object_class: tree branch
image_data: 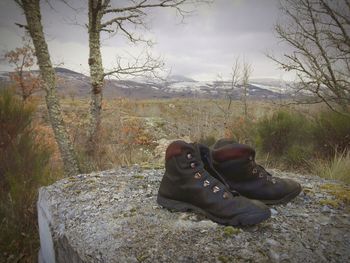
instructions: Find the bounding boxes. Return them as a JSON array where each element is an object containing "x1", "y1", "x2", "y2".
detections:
[{"x1": 103, "y1": 0, "x2": 187, "y2": 14}]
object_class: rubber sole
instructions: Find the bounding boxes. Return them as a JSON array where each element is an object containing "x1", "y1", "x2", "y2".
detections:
[
  {"x1": 157, "y1": 195, "x2": 270, "y2": 226},
  {"x1": 257, "y1": 184, "x2": 302, "y2": 205}
]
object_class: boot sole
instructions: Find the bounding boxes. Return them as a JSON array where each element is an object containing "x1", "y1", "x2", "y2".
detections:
[
  {"x1": 157, "y1": 195, "x2": 270, "y2": 226},
  {"x1": 258, "y1": 184, "x2": 302, "y2": 205}
]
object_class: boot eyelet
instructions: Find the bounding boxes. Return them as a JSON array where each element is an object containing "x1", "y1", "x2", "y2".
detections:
[
  {"x1": 203, "y1": 180, "x2": 210, "y2": 187},
  {"x1": 249, "y1": 155, "x2": 253, "y2": 161},
  {"x1": 186, "y1": 153, "x2": 192, "y2": 159},
  {"x1": 194, "y1": 172, "x2": 202, "y2": 179},
  {"x1": 252, "y1": 168, "x2": 258, "y2": 174},
  {"x1": 258, "y1": 173, "x2": 264, "y2": 178},
  {"x1": 223, "y1": 192, "x2": 229, "y2": 199},
  {"x1": 190, "y1": 162, "x2": 196, "y2": 168},
  {"x1": 212, "y1": 186, "x2": 220, "y2": 193}
]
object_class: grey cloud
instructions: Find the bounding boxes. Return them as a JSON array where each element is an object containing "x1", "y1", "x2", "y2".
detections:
[{"x1": 0, "y1": 0, "x2": 292, "y2": 80}]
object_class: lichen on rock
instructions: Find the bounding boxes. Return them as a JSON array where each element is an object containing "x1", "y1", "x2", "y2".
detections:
[{"x1": 38, "y1": 167, "x2": 350, "y2": 263}]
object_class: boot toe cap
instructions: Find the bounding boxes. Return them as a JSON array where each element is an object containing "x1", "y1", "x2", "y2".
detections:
[
  {"x1": 262, "y1": 178, "x2": 302, "y2": 204},
  {"x1": 283, "y1": 178, "x2": 302, "y2": 196},
  {"x1": 231, "y1": 198, "x2": 271, "y2": 225}
]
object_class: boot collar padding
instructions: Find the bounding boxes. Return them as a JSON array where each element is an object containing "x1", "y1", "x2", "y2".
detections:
[
  {"x1": 165, "y1": 140, "x2": 195, "y2": 161},
  {"x1": 212, "y1": 144, "x2": 255, "y2": 163}
]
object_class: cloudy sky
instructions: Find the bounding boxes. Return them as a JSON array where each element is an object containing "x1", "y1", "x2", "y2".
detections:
[{"x1": 0, "y1": 0, "x2": 293, "y2": 81}]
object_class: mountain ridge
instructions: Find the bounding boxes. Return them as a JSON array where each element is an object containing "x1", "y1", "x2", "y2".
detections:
[{"x1": 0, "y1": 67, "x2": 292, "y2": 100}]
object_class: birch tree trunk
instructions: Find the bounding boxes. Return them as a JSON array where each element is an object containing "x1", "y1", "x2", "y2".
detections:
[
  {"x1": 87, "y1": 0, "x2": 105, "y2": 155},
  {"x1": 20, "y1": 0, "x2": 80, "y2": 176},
  {"x1": 85, "y1": 0, "x2": 196, "y2": 153}
]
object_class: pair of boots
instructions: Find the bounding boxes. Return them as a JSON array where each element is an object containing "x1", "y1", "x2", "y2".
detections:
[{"x1": 157, "y1": 139, "x2": 302, "y2": 226}]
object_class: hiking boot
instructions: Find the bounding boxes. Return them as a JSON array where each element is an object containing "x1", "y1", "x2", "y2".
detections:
[
  {"x1": 157, "y1": 140, "x2": 271, "y2": 226},
  {"x1": 210, "y1": 140, "x2": 302, "y2": 205}
]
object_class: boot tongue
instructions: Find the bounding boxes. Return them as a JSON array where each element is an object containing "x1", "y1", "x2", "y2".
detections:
[
  {"x1": 195, "y1": 143, "x2": 238, "y2": 195},
  {"x1": 194, "y1": 143, "x2": 211, "y2": 162},
  {"x1": 212, "y1": 144, "x2": 255, "y2": 163},
  {"x1": 190, "y1": 142, "x2": 202, "y2": 159}
]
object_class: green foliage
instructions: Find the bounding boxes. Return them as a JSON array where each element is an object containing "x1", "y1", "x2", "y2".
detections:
[
  {"x1": 0, "y1": 88, "x2": 53, "y2": 261},
  {"x1": 285, "y1": 144, "x2": 314, "y2": 167},
  {"x1": 256, "y1": 110, "x2": 313, "y2": 166},
  {"x1": 312, "y1": 110, "x2": 350, "y2": 157},
  {"x1": 255, "y1": 108, "x2": 349, "y2": 178},
  {"x1": 0, "y1": 87, "x2": 34, "y2": 146},
  {"x1": 257, "y1": 110, "x2": 311, "y2": 156}
]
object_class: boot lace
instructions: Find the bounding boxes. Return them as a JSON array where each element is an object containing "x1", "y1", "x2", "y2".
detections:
[
  {"x1": 187, "y1": 150, "x2": 238, "y2": 199},
  {"x1": 250, "y1": 161, "x2": 276, "y2": 184},
  {"x1": 196, "y1": 146, "x2": 240, "y2": 197}
]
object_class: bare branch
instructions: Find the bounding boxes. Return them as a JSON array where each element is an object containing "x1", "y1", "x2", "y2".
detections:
[
  {"x1": 104, "y1": 49, "x2": 164, "y2": 79},
  {"x1": 270, "y1": 0, "x2": 350, "y2": 113},
  {"x1": 100, "y1": 14, "x2": 140, "y2": 29},
  {"x1": 103, "y1": 0, "x2": 187, "y2": 14},
  {"x1": 98, "y1": 0, "x2": 203, "y2": 43}
]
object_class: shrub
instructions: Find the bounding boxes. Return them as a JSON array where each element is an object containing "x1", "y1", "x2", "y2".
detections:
[
  {"x1": 256, "y1": 110, "x2": 312, "y2": 155},
  {"x1": 255, "y1": 110, "x2": 314, "y2": 166},
  {"x1": 120, "y1": 118, "x2": 155, "y2": 146},
  {"x1": 227, "y1": 116, "x2": 257, "y2": 146},
  {"x1": 312, "y1": 110, "x2": 350, "y2": 157},
  {"x1": 0, "y1": 88, "x2": 53, "y2": 261},
  {"x1": 285, "y1": 144, "x2": 314, "y2": 167}
]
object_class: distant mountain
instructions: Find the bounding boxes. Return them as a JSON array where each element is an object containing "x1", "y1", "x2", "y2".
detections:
[
  {"x1": 250, "y1": 78, "x2": 291, "y2": 86},
  {"x1": 54, "y1": 67, "x2": 85, "y2": 76},
  {"x1": 0, "y1": 67, "x2": 294, "y2": 100},
  {"x1": 167, "y1": 75, "x2": 196, "y2": 82}
]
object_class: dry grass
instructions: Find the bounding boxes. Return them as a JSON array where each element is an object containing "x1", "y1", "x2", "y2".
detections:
[
  {"x1": 54, "y1": 98, "x2": 280, "y2": 170},
  {"x1": 35, "y1": 96, "x2": 349, "y2": 184},
  {"x1": 311, "y1": 151, "x2": 350, "y2": 184}
]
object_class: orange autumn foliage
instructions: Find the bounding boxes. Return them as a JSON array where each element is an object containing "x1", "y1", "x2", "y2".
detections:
[
  {"x1": 4, "y1": 41, "x2": 41, "y2": 102},
  {"x1": 120, "y1": 118, "x2": 154, "y2": 146},
  {"x1": 32, "y1": 123, "x2": 61, "y2": 165}
]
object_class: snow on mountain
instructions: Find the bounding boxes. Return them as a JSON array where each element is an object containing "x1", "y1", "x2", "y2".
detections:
[
  {"x1": 166, "y1": 81, "x2": 211, "y2": 92},
  {"x1": 250, "y1": 82, "x2": 288, "y2": 94},
  {"x1": 0, "y1": 68, "x2": 294, "y2": 99},
  {"x1": 167, "y1": 75, "x2": 196, "y2": 82}
]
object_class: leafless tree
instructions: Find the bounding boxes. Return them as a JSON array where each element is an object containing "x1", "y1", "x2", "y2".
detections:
[
  {"x1": 86, "y1": 0, "x2": 204, "y2": 154},
  {"x1": 14, "y1": 0, "x2": 80, "y2": 176},
  {"x1": 269, "y1": 0, "x2": 350, "y2": 115},
  {"x1": 241, "y1": 61, "x2": 252, "y2": 118},
  {"x1": 214, "y1": 58, "x2": 241, "y2": 135},
  {"x1": 214, "y1": 58, "x2": 252, "y2": 136}
]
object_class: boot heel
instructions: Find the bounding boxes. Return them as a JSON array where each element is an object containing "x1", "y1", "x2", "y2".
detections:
[{"x1": 157, "y1": 195, "x2": 193, "y2": 212}]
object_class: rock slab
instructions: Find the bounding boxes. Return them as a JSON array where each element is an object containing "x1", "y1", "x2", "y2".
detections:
[{"x1": 38, "y1": 167, "x2": 350, "y2": 263}]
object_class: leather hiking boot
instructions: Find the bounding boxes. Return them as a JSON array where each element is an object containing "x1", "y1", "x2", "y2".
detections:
[
  {"x1": 210, "y1": 140, "x2": 302, "y2": 205},
  {"x1": 157, "y1": 140, "x2": 271, "y2": 226}
]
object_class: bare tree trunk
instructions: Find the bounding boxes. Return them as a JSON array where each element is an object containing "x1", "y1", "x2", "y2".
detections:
[
  {"x1": 87, "y1": 0, "x2": 105, "y2": 155},
  {"x1": 20, "y1": 0, "x2": 80, "y2": 176},
  {"x1": 242, "y1": 85, "x2": 248, "y2": 118},
  {"x1": 85, "y1": 0, "x2": 199, "y2": 153},
  {"x1": 242, "y1": 61, "x2": 252, "y2": 119}
]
